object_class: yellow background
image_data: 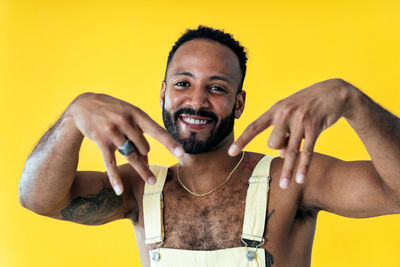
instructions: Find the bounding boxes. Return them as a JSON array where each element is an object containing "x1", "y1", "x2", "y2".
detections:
[{"x1": 1, "y1": 0, "x2": 399, "y2": 266}]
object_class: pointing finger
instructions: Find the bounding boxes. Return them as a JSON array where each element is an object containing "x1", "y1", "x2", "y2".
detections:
[
  {"x1": 134, "y1": 109, "x2": 184, "y2": 158},
  {"x1": 228, "y1": 111, "x2": 273, "y2": 156}
]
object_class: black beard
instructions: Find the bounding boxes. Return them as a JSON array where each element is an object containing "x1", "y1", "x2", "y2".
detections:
[{"x1": 162, "y1": 101, "x2": 236, "y2": 154}]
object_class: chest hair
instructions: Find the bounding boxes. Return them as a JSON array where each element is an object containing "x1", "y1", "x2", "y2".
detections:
[{"x1": 161, "y1": 171, "x2": 249, "y2": 250}]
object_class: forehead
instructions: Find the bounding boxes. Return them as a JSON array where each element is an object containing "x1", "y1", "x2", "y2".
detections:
[{"x1": 166, "y1": 39, "x2": 242, "y2": 83}]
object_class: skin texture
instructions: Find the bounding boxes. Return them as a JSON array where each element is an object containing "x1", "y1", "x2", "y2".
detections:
[{"x1": 19, "y1": 38, "x2": 400, "y2": 267}]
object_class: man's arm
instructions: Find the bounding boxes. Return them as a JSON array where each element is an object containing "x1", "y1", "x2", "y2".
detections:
[
  {"x1": 19, "y1": 108, "x2": 86, "y2": 215},
  {"x1": 302, "y1": 86, "x2": 400, "y2": 216},
  {"x1": 229, "y1": 79, "x2": 400, "y2": 216},
  {"x1": 301, "y1": 154, "x2": 400, "y2": 217},
  {"x1": 19, "y1": 93, "x2": 183, "y2": 224},
  {"x1": 343, "y1": 88, "x2": 400, "y2": 201}
]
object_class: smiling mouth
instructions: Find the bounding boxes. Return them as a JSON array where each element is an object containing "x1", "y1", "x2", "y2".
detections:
[{"x1": 178, "y1": 114, "x2": 213, "y2": 129}]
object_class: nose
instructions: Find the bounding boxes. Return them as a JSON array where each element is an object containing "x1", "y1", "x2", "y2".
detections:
[{"x1": 185, "y1": 87, "x2": 210, "y2": 110}]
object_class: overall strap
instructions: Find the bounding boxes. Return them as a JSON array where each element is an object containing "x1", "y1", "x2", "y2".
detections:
[
  {"x1": 241, "y1": 155, "x2": 274, "y2": 244},
  {"x1": 143, "y1": 165, "x2": 168, "y2": 245}
]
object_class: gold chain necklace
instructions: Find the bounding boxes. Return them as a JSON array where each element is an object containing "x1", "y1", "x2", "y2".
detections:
[{"x1": 177, "y1": 151, "x2": 245, "y2": 197}]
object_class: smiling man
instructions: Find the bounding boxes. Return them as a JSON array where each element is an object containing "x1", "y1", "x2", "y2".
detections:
[{"x1": 19, "y1": 26, "x2": 400, "y2": 267}]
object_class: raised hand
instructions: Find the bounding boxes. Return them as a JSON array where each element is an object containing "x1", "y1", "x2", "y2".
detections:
[
  {"x1": 228, "y1": 79, "x2": 355, "y2": 188},
  {"x1": 70, "y1": 93, "x2": 184, "y2": 195}
]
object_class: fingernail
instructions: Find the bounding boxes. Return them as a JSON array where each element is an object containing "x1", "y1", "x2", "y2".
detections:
[
  {"x1": 147, "y1": 176, "x2": 156, "y2": 185},
  {"x1": 174, "y1": 147, "x2": 184, "y2": 158},
  {"x1": 296, "y1": 173, "x2": 305, "y2": 184},
  {"x1": 280, "y1": 178, "x2": 289, "y2": 189},
  {"x1": 228, "y1": 144, "x2": 238, "y2": 156},
  {"x1": 114, "y1": 184, "x2": 122, "y2": 196}
]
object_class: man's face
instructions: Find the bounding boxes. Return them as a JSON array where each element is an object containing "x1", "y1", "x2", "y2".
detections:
[{"x1": 161, "y1": 39, "x2": 245, "y2": 154}]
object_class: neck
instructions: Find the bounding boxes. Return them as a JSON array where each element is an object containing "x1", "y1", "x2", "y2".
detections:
[{"x1": 177, "y1": 133, "x2": 244, "y2": 195}]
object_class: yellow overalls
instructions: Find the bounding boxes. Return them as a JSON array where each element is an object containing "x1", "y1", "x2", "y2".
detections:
[{"x1": 143, "y1": 155, "x2": 274, "y2": 267}]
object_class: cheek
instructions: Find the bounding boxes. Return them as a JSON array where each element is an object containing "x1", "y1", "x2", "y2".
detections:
[
  {"x1": 212, "y1": 98, "x2": 233, "y2": 116},
  {"x1": 164, "y1": 91, "x2": 184, "y2": 110}
]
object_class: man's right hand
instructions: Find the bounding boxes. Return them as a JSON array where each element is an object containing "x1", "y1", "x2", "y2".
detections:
[{"x1": 69, "y1": 93, "x2": 184, "y2": 195}]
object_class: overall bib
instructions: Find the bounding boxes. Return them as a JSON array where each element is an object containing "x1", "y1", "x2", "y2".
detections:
[{"x1": 143, "y1": 155, "x2": 274, "y2": 267}]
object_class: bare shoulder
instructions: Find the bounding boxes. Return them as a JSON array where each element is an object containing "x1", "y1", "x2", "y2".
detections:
[{"x1": 240, "y1": 151, "x2": 269, "y2": 170}]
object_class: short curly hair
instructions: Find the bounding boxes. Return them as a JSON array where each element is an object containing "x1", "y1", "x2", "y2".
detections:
[{"x1": 164, "y1": 25, "x2": 247, "y2": 93}]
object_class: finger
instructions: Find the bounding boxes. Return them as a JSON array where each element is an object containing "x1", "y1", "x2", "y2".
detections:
[
  {"x1": 98, "y1": 142, "x2": 124, "y2": 196},
  {"x1": 110, "y1": 129, "x2": 155, "y2": 184},
  {"x1": 134, "y1": 109, "x2": 184, "y2": 158},
  {"x1": 125, "y1": 150, "x2": 157, "y2": 184},
  {"x1": 295, "y1": 128, "x2": 318, "y2": 184},
  {"x1": 104, "y1": 124, "x2": 131, "y2": 152},
  {"x1": 142, "y1": 154, "x2": 149, "y2": 165},
  {"x1": 268, "y1": 124, "x2": 290, "y2": 150},
  {"x1": 228, "y1": 111, "x2": 273, "y2": 156},
  {"x1": 280, "y1": 148, "x2": 287, "y2": 158},
  {"x1": 120, "y1": 123, "x2": 150, "y2": 156},
  {"x1": 279, "y1": 127, "x2": 304, "y2": 189}
]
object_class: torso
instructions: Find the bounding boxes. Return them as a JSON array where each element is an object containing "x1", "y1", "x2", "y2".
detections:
[{"x1": 130, "y1": 152, "x2": 319, "y2": 267}]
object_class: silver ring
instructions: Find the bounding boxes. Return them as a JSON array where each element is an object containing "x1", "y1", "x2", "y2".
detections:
[{"x1": 117, "y1": 140, "x2": 136, "y2": 156}]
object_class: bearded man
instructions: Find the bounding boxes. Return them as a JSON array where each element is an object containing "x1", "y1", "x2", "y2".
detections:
[{"x1": 19, "y1": 26, "x2": 400, "y2": 267}]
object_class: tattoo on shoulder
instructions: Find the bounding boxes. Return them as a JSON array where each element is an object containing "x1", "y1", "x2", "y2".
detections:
[
  {"x1": 266, "y1": 250, "x2": 274, "y2": 267},
  {"x1": 267, "y1": 209, "x2": 275, "y2": 223},
  {"x1": 61, "y1": 186, "x2": 123, "y2": 225},
  {"x1": 266, "y1": 209, "x2": 275, "y2": 267}
]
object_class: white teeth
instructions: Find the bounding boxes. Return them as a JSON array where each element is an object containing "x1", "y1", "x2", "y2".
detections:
[{"x1": 182, "y1": 117, "x2": 207, "y2": 125}]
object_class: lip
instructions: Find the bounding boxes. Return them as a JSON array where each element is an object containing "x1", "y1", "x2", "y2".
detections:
[{"x1": 178, "y1": 114, "x2": 213, "y2": 131}]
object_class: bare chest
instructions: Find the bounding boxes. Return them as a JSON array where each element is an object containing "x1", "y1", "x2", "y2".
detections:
[
  {"x1": 161, "y1": 175, "x2": 249, "y2": 250},
  {"x1": 134, "y1": 156, "x2": 318, "y2": 267}
]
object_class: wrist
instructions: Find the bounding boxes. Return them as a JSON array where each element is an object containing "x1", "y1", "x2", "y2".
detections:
[
  {"x1": 340, "y1": 80, "x2": 364, "y2": 120},
  {"x1": 63, "y1": 104, "x2": 85, "y2": 141}
]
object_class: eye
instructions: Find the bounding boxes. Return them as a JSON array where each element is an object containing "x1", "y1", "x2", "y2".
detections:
[
  {"x1": 174, "y1": 81, "x2": 190, "y2": 88},
  {"x1": 209, "y1": 85, "x2": 226, "y2": 93}
]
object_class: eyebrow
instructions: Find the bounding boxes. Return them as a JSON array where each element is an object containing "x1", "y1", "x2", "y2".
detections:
[
  {"x1": 209, "y1": 75, "x2": 230, "y2": 83},
  {"x1": 172, "y1": 72, "x2": 231, "y2": 83},
  {"x1": 172, "y1": 71, "x2": 194, "y2": 78}
]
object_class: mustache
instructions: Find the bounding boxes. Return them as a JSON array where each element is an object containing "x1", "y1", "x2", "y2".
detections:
[{"x1": 174, "y1": 108, "x2": 218, "y2": 122}]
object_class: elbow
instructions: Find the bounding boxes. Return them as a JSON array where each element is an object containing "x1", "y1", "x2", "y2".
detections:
[
  {"x1": 18, "y1": 191, "x2": 27, "y2": 209},
  {"x1": 18, "y1": 183, "x2": 50, "y2": 216},
  {"x1": 19, "y1": 171, "x2": 48, "y2": 215},
  {"x1": 18, "y1": 188, "x2": 37, "y2": 213},
  {"x1": 18, "y1": 179, "x2": 28, "y2": 209},
  {"x1": 19, "y1": 198, "x2": 52, "y2": 216}
]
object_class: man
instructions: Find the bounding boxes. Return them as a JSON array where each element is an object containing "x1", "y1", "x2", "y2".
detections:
[{"x1": 19, "y1": 26, "x2": 400, "y2": 266}]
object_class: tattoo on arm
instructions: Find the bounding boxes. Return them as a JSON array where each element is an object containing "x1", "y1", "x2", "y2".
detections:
[{"x1": 61, "y1": 186, "x2": 123, "y2": 225}]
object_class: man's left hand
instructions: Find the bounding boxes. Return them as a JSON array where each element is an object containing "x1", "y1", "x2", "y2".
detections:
[{"x1": 228, "y1": 78, "x2": 357, "y2": 189}]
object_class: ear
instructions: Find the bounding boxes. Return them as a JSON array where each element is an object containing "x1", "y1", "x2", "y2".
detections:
[
  {"x1": 160, "y1": 81, "x2": 166, "y2": 109},
  {"x1": 235, "y1": 90, "x2": 246, "y2": 118}
]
